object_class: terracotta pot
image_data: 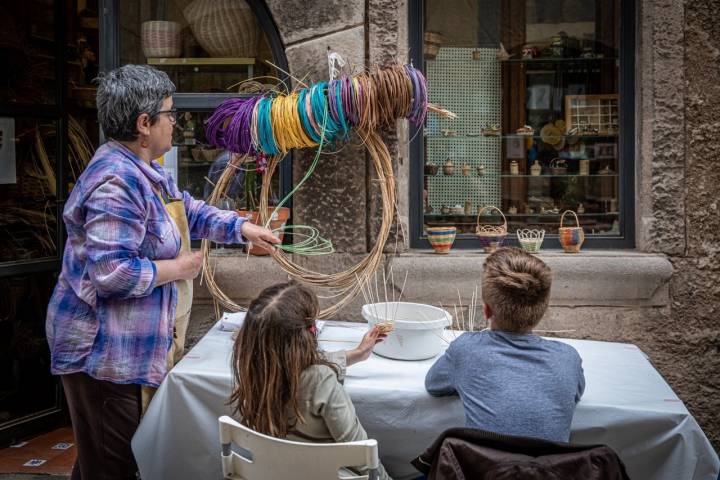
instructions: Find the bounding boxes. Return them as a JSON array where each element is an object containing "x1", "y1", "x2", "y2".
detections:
[{"x1": 237, "y1": 207, "x2": 290, "y2": 255}]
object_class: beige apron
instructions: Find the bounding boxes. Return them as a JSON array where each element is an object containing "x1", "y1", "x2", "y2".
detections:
[{"x1": 141, "y1": 196, "x2": 193, "y2": 414}]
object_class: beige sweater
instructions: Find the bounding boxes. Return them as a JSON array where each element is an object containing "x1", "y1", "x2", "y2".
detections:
[{"x1": 286, "y1": 351, "x2": 392, "y2": 480}]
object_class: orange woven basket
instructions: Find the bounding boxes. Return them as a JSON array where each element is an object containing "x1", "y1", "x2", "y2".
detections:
[{"x1": 558, "y1": 210, "x2": 585, "y2": 253}]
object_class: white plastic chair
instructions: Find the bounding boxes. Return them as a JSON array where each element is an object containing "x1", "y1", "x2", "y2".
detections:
[{"x1": 219, "y1": 415, "x2": 380, "y2": 480}]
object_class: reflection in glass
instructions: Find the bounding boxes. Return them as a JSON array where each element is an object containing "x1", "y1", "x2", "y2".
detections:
[
  {"x1": 0, "y1": 119, "x2": 59, "y2": 263},
  {"x1": 120, "y1": 0, "x2": 279, "y2": 93},
  {"x1": 0, "y1": 271, "x2": 60, "y2": 427}
]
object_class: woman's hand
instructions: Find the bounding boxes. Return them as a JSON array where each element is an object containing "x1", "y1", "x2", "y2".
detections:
[
  {"x1": 153, "y1": 250, "x2": 203, "y2": 287},
  {"x1": 176, "y1": 250, "x2": 203, "y2": 280},
  {"x1": 346, "y1": 325, "x2": 388, "y2": 366},
  {"x1": 240, "y1": 221, "x2": 281, "y2": 253}
]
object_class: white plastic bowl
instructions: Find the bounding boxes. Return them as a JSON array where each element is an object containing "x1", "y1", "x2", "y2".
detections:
[{"x1": 361, "y1": 302, "x2": 452, "y2": 360}]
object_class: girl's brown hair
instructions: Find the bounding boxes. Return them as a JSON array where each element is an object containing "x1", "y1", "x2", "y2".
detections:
[
  {"x1": 482, "y1": 247, "x2": 552, "y2": 332},
  {"x1": 229, "y1": 281, "x2": 338, "y2": 437}
]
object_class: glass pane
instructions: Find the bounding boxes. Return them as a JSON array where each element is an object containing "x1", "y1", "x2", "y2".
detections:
[
  {"x1": 120, "y1": 0, "x2": 279, "y2": 93},
  {"x1": 423, "y1": 0, "x2": 621, "y2": 237},
  {"x1": 164, "y1": 109, "x2": 280, "y2": 209},
  {"x1": 0, "y1": 271, "x2": 61, "y2": 427},
  {"x1": 0, "y1": 118, "x2": 59, "y2": 263},
  {"x1": 0, "y1": 3, "x2": 57, "y2": 105}
]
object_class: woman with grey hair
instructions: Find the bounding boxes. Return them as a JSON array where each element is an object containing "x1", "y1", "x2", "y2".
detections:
[{"x1": 45, "y1": 64, "x2": 279, "y2": 479}]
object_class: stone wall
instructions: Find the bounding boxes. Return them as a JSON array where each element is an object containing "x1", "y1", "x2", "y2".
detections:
[
  {"x1": 630, "y1": 0, "x2": 720, "y2": 449},
  {"x1": 190, "y1": 0, "x2": 719, "y2": 451}
]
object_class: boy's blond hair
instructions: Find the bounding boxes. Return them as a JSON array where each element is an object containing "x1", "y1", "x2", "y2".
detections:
[{"x1": 482, "y1": 247, "x2": 552, "y2": 332}]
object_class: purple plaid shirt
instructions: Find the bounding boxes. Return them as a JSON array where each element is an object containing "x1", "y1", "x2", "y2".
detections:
[{"x1": 46, "y1": 141, "x2": 246, "y2": 387}]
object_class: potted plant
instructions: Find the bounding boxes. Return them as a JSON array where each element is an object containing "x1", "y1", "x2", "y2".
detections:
[{"x1": 236, "y1": 154, "x2": 290, "y2": 255}]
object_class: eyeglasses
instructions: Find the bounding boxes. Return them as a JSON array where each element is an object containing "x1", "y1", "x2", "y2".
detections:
[{"x1": 154, "y1": 108, "x2": 178, "y2": 124}]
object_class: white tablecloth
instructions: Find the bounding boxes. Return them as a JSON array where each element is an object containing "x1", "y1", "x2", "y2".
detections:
[{"x1": 132, "y1": 322, "x2": 719, "y2": 480}]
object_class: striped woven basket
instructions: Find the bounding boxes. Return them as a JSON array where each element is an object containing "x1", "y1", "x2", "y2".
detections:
[
  {"x1": 426, "y1": 226, "x2": 456, "y2": 254},
  {"x1": 558, "y1": 210, "x2": 585, "y2": 253},
  {"x1": 141, "y1": 21, "x2": 182, "y2": 58},
  {"x1": 183, "y1": 0, "x2": 260, "y2": 58}
]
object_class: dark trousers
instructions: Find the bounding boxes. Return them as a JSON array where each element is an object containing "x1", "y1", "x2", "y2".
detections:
[{"x1": 61, "y1": 372, "x2": 141, "y2": 480}]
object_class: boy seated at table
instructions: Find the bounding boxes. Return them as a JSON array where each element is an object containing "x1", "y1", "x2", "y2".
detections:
[
  {"x1": 425, "y1": 247, "x2": 585, "y2": 443},
  {"x1": 229, "y1": 281, "x2": 394, "y2": 480}
]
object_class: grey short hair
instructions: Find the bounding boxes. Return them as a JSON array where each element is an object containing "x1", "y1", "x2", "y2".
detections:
[{"x1": 96, "y1": 64, "x2": 176, "y2": 141}]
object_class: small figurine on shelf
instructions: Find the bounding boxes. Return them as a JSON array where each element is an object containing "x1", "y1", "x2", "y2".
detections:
[
  {"x1": 443, "y1": 158, "x2": 455, "y2": 175},
  {"x1": 551, "y1": 32, "x2": 568, "y2": 58},
  {"x1": 496, "y1": 43, "x2": 511, "y2": 61},
  {"x1": 508, "y1": 205, "x2": 518, "y2": 215},
  {"x1": 577, "y1": 203, "x2": 585, "y2": 214},
  {"x1": 462, "y1": 163, "x2": 471, "y2": 176},
  {"x1": 424, "y1": 162, "x2": 439, "y2": 175},
  {"x1": 481, "y1": 124, "x2": 501, "y2": 136},
  {"x1": 510, "y1": 160, "x2": 519, "y2": 175},
  {"x1": 441, "y1": 205, "x2": 451, "y2": 215},
  {"x1": 530, "y1": 160, "x2": 542, "y2": 176},
  {"x1": 581, "y1": 46, "x2": 596, "y2": 59},
  {"x1": 464, "y1": 200, "x2": 473, "y2": 215},
  {"x1": 477, "y1": 164, "x2": 486, "y2": 176},
  {"x1": 521, "y1": 44, "x2": 538, "y2": 59},
  {"x1": 579, "y1": 159, "x2": 590, "y2": 176},
  {"x1": 610, "y1": 198, "x2": 618, "y2": 212},
  {"x1": 424, "y1": 189, "x2": 433, "y2": 214},
  {"x1": 598, "y1": 165, "x2": 614, "y2": 175},
  {"x1": 516, "y1": 125, "x2": 534, "y2": 136}
]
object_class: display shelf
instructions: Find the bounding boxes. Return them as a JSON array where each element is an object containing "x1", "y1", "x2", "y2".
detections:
[
  {"x1": 179, "y1": 161, "x2": 214, "y2": 167},
  {"x1": 500, "y1": 174, "x2": 618, "y2": 178},
  {"x1": 425, "y1": 57, "x2": 618, "y2": 65},
  {"x1": 147, "y1": 57, "x2": 255, "y2": 66},
  {"x1": 426, "y1": 212, "x2": 618, "y2": 218},
  {"x1": 424, "y1": 134, "x2": 618, "y2": 140}
]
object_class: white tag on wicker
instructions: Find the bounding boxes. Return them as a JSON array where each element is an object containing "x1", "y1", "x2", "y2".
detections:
[{"x1": 327, "y1": 49, "x2": 347, "y2": 81}]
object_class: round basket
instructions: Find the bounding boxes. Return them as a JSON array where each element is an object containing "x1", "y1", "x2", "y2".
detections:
[
  {"x1": 426, "y1": 226, "x2": 456, "y2": 254},
  {"x1": 517, "y1": 229, "x2": 545, "y2": 253},
  {"x1": 183, "y1": 0, "x2": 260, "y2": 58},
  {"x1": 558, "y1": 210, "x2": 585, "y2": 253},
  {"x1": 475, "y1": 206, "x2": 507, "y2": 253},
  {"x1": 201, "y1": 148, "x2": 222, "y2": 163},
  {"x1": 191, "y1": 147, "x2": 204, "y2": 163},
  {"x1": 141, "y1": 21, "x2": 182, "y2": 58}
]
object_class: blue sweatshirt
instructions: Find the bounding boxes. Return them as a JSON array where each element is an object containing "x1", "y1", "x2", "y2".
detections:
[{"x1": 425, "y1": 330, "x2": 585, "y2": 443}]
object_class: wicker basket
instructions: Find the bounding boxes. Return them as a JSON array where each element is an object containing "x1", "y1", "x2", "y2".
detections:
[
  {"x1": 475, "y1": 206, "x2": 507, "y2": 253},
  {"x1": 426, "y1": 226, "x2": 457, "y2": 254},
  {"x1": 183, "y1": 0, "x2": 260, "y2": 58},
  {"x1": 201, "y1": 148, "x2": 222, "y2": 163},
  {"x1": 558, "y1": 210, "x2": 585, "y2": 253},
  {"x1": 550, "y1": 157, "x2": 568, "y2": 175},
  {"x1": 141, "y1": 21, "x2": 182, "y2": 58},
  {"x1": 517, "y1": 229, "x2": 545, "y2": 253}
]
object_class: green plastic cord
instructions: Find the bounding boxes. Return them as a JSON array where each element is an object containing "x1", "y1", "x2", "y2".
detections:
[{"x1": 265, "y1": 94, "x2": 334, "y2": 256}]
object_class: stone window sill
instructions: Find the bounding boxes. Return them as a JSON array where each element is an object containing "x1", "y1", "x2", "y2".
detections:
[{"x1": 196, "y1": 250, "x2": 672, "y2": 308}]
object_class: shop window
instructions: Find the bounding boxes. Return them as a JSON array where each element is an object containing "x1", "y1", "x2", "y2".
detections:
[
  {"x1": 413, "y1": 0, "x2": 633, "y2": 248},
  {"x1": 120, "y1": 0, "x2": 277, "y2": 94},
  {"x1": 119, "y1": 0, "x2": 286, "y2": 212}
]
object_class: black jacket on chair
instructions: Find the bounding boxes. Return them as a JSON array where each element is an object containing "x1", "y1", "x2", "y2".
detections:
[{"x1": 411, "y1": 427, "x2": 631, "y2": 480}]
